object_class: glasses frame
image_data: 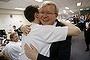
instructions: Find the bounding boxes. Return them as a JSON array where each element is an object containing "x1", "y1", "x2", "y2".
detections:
[{"x1": 39, "y1": 12, "x2": 57, "y2": 16}]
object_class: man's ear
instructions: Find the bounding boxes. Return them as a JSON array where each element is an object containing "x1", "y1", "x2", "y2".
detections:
[
  {"x1": 55, "y1": 14, "x2": 58, "y2": 17},
  {"x1": 34, "y1": 13, "x2": 38, "y2": 18}
]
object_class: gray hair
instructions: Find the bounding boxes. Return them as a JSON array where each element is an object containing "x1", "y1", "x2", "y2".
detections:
[{"x1": 39, "y1": 1, "x2": 59, "y2": 15}]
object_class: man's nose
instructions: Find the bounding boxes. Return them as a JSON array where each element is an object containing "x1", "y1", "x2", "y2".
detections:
[{"x1": 42, "y1": 13, "x2": 48, "y2": 18}]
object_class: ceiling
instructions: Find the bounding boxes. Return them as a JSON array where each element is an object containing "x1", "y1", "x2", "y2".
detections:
[{"x1": 0, "y1": 0, "x2": 90, "y2": 14}]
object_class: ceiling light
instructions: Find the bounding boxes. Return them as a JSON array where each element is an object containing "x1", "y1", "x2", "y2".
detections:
[
  {"x1": 34, "y1": 0, "x2": 43, "y2": 2},
  {"x1": 77, "y1": 2, "x2": 81, "y2": 6},
  {"x1": 80, "y1": 9, "x2": 83, "y2": 11},
  {"x1": 63, "y1": 10, "x2": 66, "y2": 13},
  {"x1": 86, "y1": 8, "x2": 89, "y2": 10},
  {"x1": 15, "y1": 8, "x2": 25, "y2": 10},
  {"x1": 69, "y1": 10, "x2": 74, "y2": 13},
  {"x1": 65, "y1": 7, "x2": 69, "y2": 9}
]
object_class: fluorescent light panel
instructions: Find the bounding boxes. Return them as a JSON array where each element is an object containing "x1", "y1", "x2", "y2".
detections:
[
  {"x1": 86, "y1": 8, "x2": 89, "y2": 10},
  {"x1": 34, "y1": 0, "x2": 43, "y2": 2},
  {"x1": 80, "y1": 9, "x2": 83, "y2": 10},
  {"x1": 63, "y1": 10, "x2": 66, "y2": 13},
  {"x1": 15, "y1": 8, "x2": 25, "y2": 10},
  {"x1": 77, "y1": 2, "x2": 81, "y2": 6},
  {"x1": 65, "y1": 7, "x2": 69, "y2": 9},
  {"x1": 69, "y1": 10, "x2": 74, "y2": 13}
]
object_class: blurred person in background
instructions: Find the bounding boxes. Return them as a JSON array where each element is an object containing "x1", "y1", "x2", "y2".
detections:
[
  {"x1": 13, "y1": 25, "x2": 22, "y2": 40},
  {"x1": 2, "y1": 32, "x2": 22, "y2": 60}
]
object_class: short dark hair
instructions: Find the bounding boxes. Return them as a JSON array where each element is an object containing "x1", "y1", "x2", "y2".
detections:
[
  {"x1": 13, "y1": 25, "x2": 16, "y2": 28},
  {"x1": 24, "y1": 5, "x2": 39, "y2": 22}
]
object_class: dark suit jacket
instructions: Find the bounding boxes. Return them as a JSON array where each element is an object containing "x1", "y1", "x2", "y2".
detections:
[
  {"x1": 37, "y1": 19, "x2": 72, "y2": 60},
  {"x1": 85, "y1": 27, "x2": 90, "y2": 44}
]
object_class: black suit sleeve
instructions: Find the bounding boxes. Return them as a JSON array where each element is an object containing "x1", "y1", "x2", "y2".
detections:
[
  {"x1": 37, "y1": 54, "x2": 60, "y2": 60},
  {"x1": 37, "y1": 54, "x2": 50, "y2": 60}
]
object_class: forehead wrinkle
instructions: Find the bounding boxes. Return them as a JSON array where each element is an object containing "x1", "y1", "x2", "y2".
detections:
[{"x1": 40, "y1": 5, "x2": 56, "y2": 13}]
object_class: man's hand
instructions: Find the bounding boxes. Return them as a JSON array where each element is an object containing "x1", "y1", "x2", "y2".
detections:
[
  {"x1": 20, "y1": 25, "x2": 31, "y2": 36},
  {"x1": 24, "y1": 43, "x2": 38, "y2": 60}
]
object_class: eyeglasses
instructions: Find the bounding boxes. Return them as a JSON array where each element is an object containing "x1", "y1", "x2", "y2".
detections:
[{"x1": 39, "y1": 12, "x2": 56, "y2": 15}]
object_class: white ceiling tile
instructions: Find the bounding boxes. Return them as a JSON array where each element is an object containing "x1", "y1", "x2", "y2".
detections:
[{"x1": 0, "y1": 0, "x2": 90, "y2": 14}]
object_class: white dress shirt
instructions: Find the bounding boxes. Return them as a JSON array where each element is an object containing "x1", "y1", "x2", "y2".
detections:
[
  {"x1": 2, "y1": 41, "x2": 22, "y2": 60},
  {"x1": 21, "y1": 23, "x2": 68, "y2": 60}
]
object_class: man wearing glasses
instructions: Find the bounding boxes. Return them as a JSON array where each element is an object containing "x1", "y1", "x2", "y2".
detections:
[{"x1": 21, "y1": 1, "x2": 81, "y2": 60}]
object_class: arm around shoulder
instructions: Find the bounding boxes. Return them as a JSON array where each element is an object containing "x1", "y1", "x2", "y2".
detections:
[{"x1": 60, "y1": 20, "x2": 81, "y2": 36}]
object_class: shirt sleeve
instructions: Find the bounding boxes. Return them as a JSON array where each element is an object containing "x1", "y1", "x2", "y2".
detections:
[{"x1": 33, "y1": 25, "x2": 68, "y2": 43}]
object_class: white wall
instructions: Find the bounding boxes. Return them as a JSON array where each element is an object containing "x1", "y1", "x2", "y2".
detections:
[{"x1": 0, "y1": 9, "x2": 29, "y2": 33}]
